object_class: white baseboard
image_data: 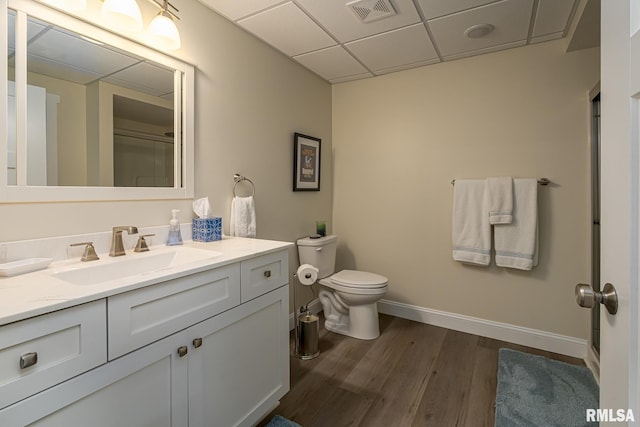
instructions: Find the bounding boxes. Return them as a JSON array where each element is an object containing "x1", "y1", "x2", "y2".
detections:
[
  {"x1": 377, "y1": 299, "x2": 588, "y2": 359},
  {"x1": 289, "y1": 298, "x2": 323, "y2": 331},
  {"x1": 584, "y1": 345, "x2": 600, "y2": 384}
]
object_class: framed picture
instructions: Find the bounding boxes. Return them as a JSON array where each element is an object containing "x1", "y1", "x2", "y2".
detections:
[{"x1": 293, "y1": 133, "x2": 321, "y2": 191}]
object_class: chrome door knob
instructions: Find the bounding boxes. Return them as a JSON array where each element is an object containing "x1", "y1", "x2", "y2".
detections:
[{"x1": 575, "y1": 282, "x2": 618, "y2": 315}]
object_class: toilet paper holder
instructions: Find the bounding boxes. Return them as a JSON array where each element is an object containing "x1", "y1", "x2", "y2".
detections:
[{"x1": 294, "y1": 264, "x2": 320, "y2": 360}]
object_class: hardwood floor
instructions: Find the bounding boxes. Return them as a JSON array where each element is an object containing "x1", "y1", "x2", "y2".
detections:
[{"x1": 260, "y1": 313, "x2": 585, "y2": 427}]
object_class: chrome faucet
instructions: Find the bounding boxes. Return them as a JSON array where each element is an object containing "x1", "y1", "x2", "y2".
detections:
[{"x1": 110, "y1": 226, "x2": 139, "y2": 257}]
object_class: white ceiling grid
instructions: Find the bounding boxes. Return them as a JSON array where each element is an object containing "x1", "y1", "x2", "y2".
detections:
[{"x1": 197, "y1": 0, "x2": 579, "y2": 83}]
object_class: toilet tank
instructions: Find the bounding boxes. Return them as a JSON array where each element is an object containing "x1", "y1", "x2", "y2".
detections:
[{"x1": 296, "y1": 235, "x2": 337, "y2": 279}]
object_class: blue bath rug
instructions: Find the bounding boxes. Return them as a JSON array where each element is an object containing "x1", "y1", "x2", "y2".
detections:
[
  {"x1": 265, "y1": 415, "x2": 302, "y2": 427},
  {"x1": 495, "y1": 348, "x2": 599, "y2": 427}
]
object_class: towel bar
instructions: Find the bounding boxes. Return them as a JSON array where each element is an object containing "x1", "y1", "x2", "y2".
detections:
[
  {"x1": 450, "y1": 177, "x2": 551, "y2": 186},
  {"x1": 233, "y1": 173, "x2": 255, "y2": 197}
]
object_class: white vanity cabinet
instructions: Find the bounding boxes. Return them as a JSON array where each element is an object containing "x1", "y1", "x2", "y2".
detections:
[
  {"x1": 0, "y1": 248, "x2": 290, "y2": 427},
  {"x1": 188, "y1": 285, "x2": 289, "y2": 427}
]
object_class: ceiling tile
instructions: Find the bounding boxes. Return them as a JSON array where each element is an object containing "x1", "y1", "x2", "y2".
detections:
[
  {"x1": 443, "y1": 39, "x2": 525, "y2": 61},
  {"x1": 196, "y1": 0, "x2": 285, "y2": 21},
  {"x1": 295, "y1": 0, "x2": 421, "y2": 43},
  {"x1": 373, "y1": 57, "x2": 441, "y2": 75},
  {"x1": 294, "y1": 46, "x2": 369, "y2": 81},
  {"x1": 104, "y1": 62, "x2": 174, "y2": 97},
  {"x1": 237, "y1": 2, "x2": 336, "y2": 56},
  {"x1": 531, "y1": 31, "x2": 563, "y2": 45},
  {"x1": 27, "y1": 28, "x2": 139, "y2": 84},
  {"x1": 532, "y1": 0, "x2": 576, "y2": 37},
  {"x1": 346, "y1": 23, "x2": 439, "y2": 71},
  {"x1": 330, "y1": 73, "x2": 374, "y2": 84},
  {"x1": 416, "y1": 0, "x2": 496, "y2": 20},
  {"x1": 428, "y1": 0, "x2": 534, "y2": 57}
]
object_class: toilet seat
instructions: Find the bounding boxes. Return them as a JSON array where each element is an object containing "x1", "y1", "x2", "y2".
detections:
[{"x1": 330, "y1": 270, "x2": 388, "y2": 289}]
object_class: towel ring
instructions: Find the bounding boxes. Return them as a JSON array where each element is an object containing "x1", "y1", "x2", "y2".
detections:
[{"x1": 233, "y1": 173, "x2": 255, "y2": 197}]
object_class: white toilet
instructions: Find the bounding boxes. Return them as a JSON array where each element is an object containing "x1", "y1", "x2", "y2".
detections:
[{"x1": 297, "y1": 235, "x2": 388, "y2": 340}]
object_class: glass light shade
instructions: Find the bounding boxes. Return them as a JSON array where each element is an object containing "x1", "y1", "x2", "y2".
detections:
[
  {"x1": 101, "y1": 0, "x2": 143, "y2": 32},
  {"x1": 148, "y1": 13, "x2": 181, "y2": 50},
  {"x1": 41, "y1": 0, "x2": 86, "y2": 11}
]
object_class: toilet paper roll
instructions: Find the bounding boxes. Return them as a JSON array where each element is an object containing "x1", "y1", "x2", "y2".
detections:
[{"x1": 297, "y1": 264, "x2": 319, "y2": 286}]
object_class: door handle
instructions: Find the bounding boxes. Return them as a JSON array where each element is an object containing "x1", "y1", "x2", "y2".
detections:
[{"x1": 575, "y1": 282, "x2": 618, "y2": 315}]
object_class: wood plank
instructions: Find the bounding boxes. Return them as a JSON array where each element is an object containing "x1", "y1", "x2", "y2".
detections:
[
  {"x1": 303, "y1": 385, "x2": 374, "y2": 427},
  {"x1": 462, "y1": 337, "x2": 500, "y2": 427},
  {"x1": 411, "y1": 330, "x2": 479, "y2": 427},
  {"x1": 340, "y1": 316, "x2": 425, "y2": 397},
  {"x1": 260, "y1": 314, "x2": 588, "y2": 427},
  {"x1": 360, "y1": 322, "x2": 447, "y2": 427}
]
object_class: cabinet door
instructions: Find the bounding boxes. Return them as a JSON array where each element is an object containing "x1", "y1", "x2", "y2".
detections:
[
  {"x1": 108, "y1": 263, "x2": 240, "y2": 359},
  {"x1": 188, "y1": 285, "x2": 290, "y2": 427},
  {"x1": 0, "y1": 331, "x2": 189, "y2": 427}
]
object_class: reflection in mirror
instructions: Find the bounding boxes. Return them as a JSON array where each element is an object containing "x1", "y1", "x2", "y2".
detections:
[
  {"x1": 7, "y1": 9, "x2": 15, "y2": 186},
  {"x1": 7, "y1": 12, "x2": 177, "y2": 187},
  {"x1": 113, "y1": 95, "x2": 174, "y2": 187}
]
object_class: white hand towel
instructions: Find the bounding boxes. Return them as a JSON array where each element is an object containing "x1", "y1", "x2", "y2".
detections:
[
  {"x1": 494, "y1": 178, "x2": 538, "y2": 270},
  {"x1": 230, "y1": 196, "x2": 256, "y2": 238},
  {"x1": 452, "y1": 179, "x2": 491, "y2": 266},
  {"x1": 485, "y1": 177, "x2": 513, "y2": 225}
]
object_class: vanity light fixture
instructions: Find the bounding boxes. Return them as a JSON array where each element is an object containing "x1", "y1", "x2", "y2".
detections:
[
  {"x1": 41, "y1": 0, "x2": 86, "y2": 11},
  {"x1": 101, "y1": 0, "x2": 144, "y2": 33},
  {"x1": 464, "y1": 23, "x2": 495, "y2": 39},
  {"x1": 147, "y1": 0, "x2": 181, "y2": 50}
]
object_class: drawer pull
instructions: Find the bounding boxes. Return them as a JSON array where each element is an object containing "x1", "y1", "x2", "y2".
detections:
[
  {"x1": 20, "y1": 352, "x2": 38, "y2": 369},
  {"x1": 177, "y1": 346, "x2": 188, "y2": 358},
  {"x1": 264, "y1": 270, "x2": 272, "y2": 278},
  {"x1": 193, "y1": 337, "x2": 203, "y2": 348}
]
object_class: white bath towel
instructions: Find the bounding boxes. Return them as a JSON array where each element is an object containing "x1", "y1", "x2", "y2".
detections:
[
  {"x1": 485, "y1": 177, "x2": 513, "y2": 225},
  {"x1": 230, "y1": 196, "x2": 256, "y2": 238},
  {"x1": 452, "y1": 179, "x2": 491, "y2": 266},
  {"x1": 494, "y1": 178, "x2": 538, "y2": 270}
]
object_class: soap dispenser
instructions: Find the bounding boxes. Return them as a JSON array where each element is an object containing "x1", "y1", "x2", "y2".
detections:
[{"x1": 167, "y1": 209, "x2": 184, "y2": 246}]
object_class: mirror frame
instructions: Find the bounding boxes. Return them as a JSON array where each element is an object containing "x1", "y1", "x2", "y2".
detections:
[{"x1": 0, "y1": 0, "x2": 194, "y2": 202}]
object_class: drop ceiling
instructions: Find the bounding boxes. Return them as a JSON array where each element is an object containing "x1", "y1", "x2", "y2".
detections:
[
  {"x1": 9, "y1": 12, "x2": 174, "y2": 98},
  {"x1": 197, "y1": 0, "x2": 582, "y2": 83}
]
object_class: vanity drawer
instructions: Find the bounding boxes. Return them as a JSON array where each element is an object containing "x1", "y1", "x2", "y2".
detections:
[
  {"x1": 241, "y1": 250, "x2": 288, "y2": 303},
  {"x1": 0, "y1": 300, "x2": 107, "y2": 409},
  {"x1": 108, "y1": 263, "x2": 241, "y2": 360}
]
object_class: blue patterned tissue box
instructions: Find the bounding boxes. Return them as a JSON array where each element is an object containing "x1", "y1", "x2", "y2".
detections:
[{"x1": 192, "y1": 217, "x2": 222, "y2": 242}]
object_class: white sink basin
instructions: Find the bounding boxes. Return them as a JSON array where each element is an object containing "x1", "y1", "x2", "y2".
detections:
[{"x1": 52, "y1": 247, "x2": 222, "y2": 286}]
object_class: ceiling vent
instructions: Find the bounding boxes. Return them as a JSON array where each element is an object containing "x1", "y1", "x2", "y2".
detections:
[{"x1": 347, "y1": 0, "x2": 397, "y2": 24}]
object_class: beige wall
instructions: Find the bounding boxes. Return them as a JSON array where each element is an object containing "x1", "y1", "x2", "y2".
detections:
[
  {"x1": 332, "y1": 40, "x2": 599, "y2": 339},
  {"x1": 27, "y1": 72, "x2": 87, "y2": 186},
  {"x1": 0, "y1": 0, "x2": 332, "y2": 310}
]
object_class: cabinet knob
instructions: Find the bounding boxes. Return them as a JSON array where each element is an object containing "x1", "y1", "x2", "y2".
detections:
[
  {"x1": 20, "y1": 352, "x2": 38, "y2": 369},
  {"x1": 177, "y1": 346, "x2": 188, "y2": 358},
  {"x1": 264, "y1": 270, "x2": 272, "y2": 278},
  {"x1": 193, "y1": 337, "x2": 203, "y2": 348}
]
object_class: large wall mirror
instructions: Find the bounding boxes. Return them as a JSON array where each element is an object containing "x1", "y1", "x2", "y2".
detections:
[{"x1": 1, "y1": 0, "x2": 194, "y2": 202}]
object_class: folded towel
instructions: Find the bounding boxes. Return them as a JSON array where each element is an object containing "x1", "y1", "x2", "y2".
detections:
[
  {"x1": 494, "y1": 178, "x2": 538, "y2": 270},
  {"x1": 452, "y1": 179, "x2": 491, "y2": 266},
  {"x1": 230, "y1": 196, "x2": 256, "y2": 238},
  {"x1": 486, "y1": 177, "x2": 513, "y2": 225}
]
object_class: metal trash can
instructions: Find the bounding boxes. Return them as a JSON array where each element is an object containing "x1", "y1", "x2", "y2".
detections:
[{"x1": 295, "y1": 310, "x2": 319, "y2": 360}]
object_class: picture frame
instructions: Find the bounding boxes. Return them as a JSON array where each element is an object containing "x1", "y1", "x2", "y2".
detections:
[{"x1": 293, "y1": 133, "x2": 321, "y2": 191}]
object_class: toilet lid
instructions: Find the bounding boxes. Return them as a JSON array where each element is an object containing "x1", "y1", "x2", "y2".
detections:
[{"x1": 331, "y1": 270, "x2": 388, "y2": 288}]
